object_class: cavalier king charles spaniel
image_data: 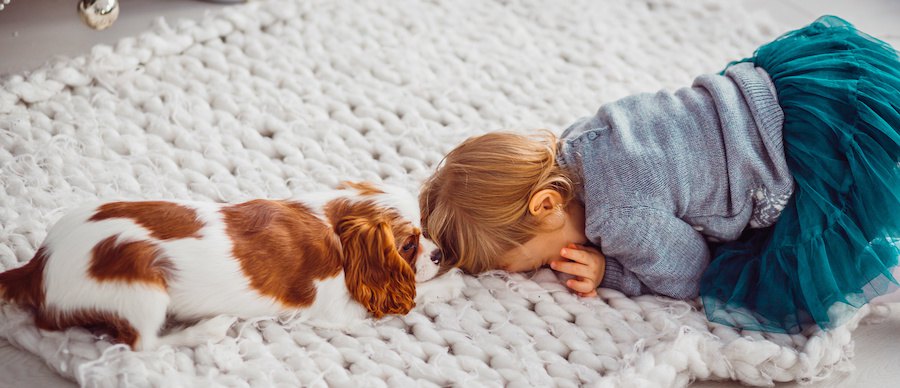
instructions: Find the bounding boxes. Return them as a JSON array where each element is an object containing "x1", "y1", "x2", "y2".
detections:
[{"x1": 0, "y1": 182, "x2": 462, "y2": 351}]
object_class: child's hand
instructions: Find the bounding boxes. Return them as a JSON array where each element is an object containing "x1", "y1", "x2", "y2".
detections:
[{"x1": 550, "y1": 243, "x2": 606, "y2": 298}]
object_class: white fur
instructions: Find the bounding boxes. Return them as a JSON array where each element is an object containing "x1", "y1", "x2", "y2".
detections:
[
  {"x1": 415, "y1": 268, "x2": 465, "y2": 305},
  {"x1": 33, "y1": 183, "x2": 447, "y2": 350}
]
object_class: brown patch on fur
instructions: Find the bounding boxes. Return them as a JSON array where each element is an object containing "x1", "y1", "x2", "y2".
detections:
[
  {"x1": 35, "y1": 308, "x2": 140, "y2": 349},
  {"x1": 0, "y1": 247, "x2": 49, "y2": 309},
  {"x1": 90, "y1": 201, "x2": 204, "y2": 240},
  {"x1": 88, "y1": 236, "x2": 173, "y2": 288},
  {"x1": 338, "y1": 181, "x2": 384, "y2": 196},
  {"x1": 325, "y1": 198, "x2": 417, "y2": 317},
  {"x1": 221, "y1": 200, "x2": 343, "y2": 307}
]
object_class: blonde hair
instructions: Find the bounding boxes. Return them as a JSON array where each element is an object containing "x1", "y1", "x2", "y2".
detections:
[{"x1": 419, "y1": 131, "x2": 575, "y2": 274}]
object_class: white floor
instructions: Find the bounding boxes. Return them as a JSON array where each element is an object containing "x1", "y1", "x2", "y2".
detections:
[
  {"x1": 0, "y1": 0, "x2": 232, "y2": 75},
  {"x1": 1, "y1": 0, "x2": 899, "y2": 387}
]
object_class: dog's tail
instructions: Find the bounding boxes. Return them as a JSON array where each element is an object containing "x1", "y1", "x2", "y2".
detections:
[{"x1": 0, "y1": 247, "x2": 49, "y2": 308}]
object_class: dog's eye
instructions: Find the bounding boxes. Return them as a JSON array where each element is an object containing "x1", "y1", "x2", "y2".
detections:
[{"x1": 402, "y1": 240, "x2": 417, "y2": 252}]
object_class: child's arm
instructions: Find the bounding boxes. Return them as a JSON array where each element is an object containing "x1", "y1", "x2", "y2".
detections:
[{"x1": 589, "y1": 206, "x2": 709, "y2": 300}]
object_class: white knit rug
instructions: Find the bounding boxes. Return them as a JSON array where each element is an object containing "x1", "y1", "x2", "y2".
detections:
[{"x1": 0, "y1": 0, "x2": 888, "y2": 386}]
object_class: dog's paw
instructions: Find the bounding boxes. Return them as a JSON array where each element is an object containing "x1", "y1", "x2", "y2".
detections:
[
  {"x1": 159, "y1": 315, "x2": 237, "y2": 348},
  {"x1": 415, "y1": 268, "x2": 466, "y2": 304},
  {"x1": 196, "y1": 315, "x2": 238, "y2": 339}
]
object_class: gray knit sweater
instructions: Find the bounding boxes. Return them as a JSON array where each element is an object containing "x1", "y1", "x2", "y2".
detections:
[{"x1": 557, "y1": 62, "x2": 793, "y2": 300}]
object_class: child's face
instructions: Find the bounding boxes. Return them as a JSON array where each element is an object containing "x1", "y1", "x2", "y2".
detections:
[
  {"x1": 499, "y1": 234, "x2": 563, "y2": 272},
  {"x1": 497, "y1": 202, "x2": 588, "y2": 272}
]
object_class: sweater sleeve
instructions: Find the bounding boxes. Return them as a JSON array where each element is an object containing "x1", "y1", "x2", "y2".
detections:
[{"x1": 590, "y1": 206, "x2": 709, "y2": 300}]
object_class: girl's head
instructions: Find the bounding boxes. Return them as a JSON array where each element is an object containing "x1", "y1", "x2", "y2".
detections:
[{"x1": 420, "y1": 131, "x2": 584, "y2": 275}]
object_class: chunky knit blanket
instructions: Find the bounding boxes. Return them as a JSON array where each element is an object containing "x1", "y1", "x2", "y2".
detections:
[{"x1": 0, "y1": 0, "x2": 887, "y2": 386}]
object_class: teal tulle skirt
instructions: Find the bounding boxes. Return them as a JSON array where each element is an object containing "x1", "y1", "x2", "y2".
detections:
[{"x1": 700, "y1": 16, "x2": 900, "y2": 333}]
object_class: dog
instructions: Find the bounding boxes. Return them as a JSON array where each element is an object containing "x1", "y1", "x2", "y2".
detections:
[{"x1": 0, "y1": 181, "x2": 461, "y2": 350}]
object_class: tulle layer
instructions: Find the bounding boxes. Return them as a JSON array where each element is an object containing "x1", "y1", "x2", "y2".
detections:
[{"x1": 701, "y1": 16, "x2": 900, "y2": 333}]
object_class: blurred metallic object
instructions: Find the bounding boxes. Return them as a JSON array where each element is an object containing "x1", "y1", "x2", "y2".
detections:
[{"x1": 78, "y1": 0, "x2": 119, "y2": 30}]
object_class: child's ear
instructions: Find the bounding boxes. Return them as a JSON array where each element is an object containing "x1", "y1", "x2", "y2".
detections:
[{"x1": 528, "y1": 189, "x2": 564, "y2": 217}]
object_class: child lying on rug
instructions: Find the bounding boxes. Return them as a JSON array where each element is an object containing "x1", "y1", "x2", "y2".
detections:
[{"x1": 420, "y1": 16, "x2": 900, "y2": 334}]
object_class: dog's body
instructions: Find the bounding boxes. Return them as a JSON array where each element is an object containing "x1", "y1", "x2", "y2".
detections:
[{"x1": 0, "y1": 182, "x2": 457, "y2": 350}]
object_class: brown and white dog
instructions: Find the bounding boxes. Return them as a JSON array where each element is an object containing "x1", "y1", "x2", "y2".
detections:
[{"x1": 0, "y1": 182, "x2": 458, "y2": 351}]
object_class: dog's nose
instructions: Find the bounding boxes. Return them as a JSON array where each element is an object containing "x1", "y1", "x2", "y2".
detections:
[{"x1": 430, "y1": 250, "x2": 443, "y2": 264}]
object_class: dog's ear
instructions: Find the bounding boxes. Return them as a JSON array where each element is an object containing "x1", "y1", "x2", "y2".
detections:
[{"x1": 337, "y1": 215, "x2": 416, "y2": 317}]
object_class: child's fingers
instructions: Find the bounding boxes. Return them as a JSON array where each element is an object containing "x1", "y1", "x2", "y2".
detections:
[
  {"x1": 569, "y1": 243, "x2": 603, "y2": 256},
  {"x1": 549, "y1": 260, "x2": 593, "y2": 279},
  {"x1": 566, "y1": 278, "x2": 596, "y2": 294},
  {"x1": 560, "y1": 246, "x2": 599, "y2": 265},
  {"x1": 559, "y1": 248, "x2": 590, "y2": 264},
  {"x1": 577, "y1": 290, "x2": 599, "y2": 298}
]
